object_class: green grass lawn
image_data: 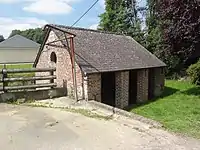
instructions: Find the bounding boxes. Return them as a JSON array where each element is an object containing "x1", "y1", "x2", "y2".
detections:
[
  {"x1": 0, "y1": 63, "x2": 34, "y2": 77},
  {"x1": 0, "y1": 63, "x2": 33, "y2": 69},
  {"x1": 131, "y1": 80, "x2": 200, "y2": 138}
]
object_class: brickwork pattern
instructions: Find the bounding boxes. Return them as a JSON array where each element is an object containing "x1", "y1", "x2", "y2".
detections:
[
  {"x1": 84, "y1": 73, "x2": 101, "y2": 102},
  {"x1": 137, "y1": 69, "x2": 149, "y2": 103},
  {"x1": 36, "y1": 31, "x2": 84, "y2": 100},
  {"x1": 115, "y1": 71, "x2": 129, "y2": 109},
  {"x1": 86, "y1": 73, "x2": 101, "y2": 102},
  {"x1": 154, "y1": 68, "x2": 165, "y2": 97}
]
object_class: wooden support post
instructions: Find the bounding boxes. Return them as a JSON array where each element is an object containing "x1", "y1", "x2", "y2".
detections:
[
  {"x1": 50, "y1": 70, "x2": 54, "y2": 89},
  {"x1": 70, "y1": 37, "x2": 78, "y2": 101},
  {"x1": 2, "y1": 65, "x2": 8, "y2": 92}
]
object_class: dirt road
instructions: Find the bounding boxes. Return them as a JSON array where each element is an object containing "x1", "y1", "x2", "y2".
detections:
[{"x1": 0, "y1": 104, "x2": 199, "y2": 150}]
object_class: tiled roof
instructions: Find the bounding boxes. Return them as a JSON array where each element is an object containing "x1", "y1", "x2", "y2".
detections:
[{"x1": 35, "y1": 24, "x2": 166, "y2": 73}]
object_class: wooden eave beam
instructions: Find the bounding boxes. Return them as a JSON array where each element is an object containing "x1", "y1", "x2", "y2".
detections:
[
  {"x1": 46, "y1": 36, "x2": 74, "y2": 45},
  {"x1": 44, "y1": 24, "x2": 76, "y2": 36}
]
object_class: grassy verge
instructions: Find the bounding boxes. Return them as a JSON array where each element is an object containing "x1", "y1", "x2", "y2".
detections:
[
  {"x1": 8, "y1": 98, "x2": 112, "y2": 121},
  {"x1": 26, "y1": 102, "x2": 112, "y2": 121},
  {"x1": 130, "y1": 80, "x2": 200, "y2": 138}
]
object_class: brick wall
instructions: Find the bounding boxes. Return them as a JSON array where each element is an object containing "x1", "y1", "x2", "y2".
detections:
[
  {"x1": 85, "y1": 73, "x2": 101, "y2": 102},
  {"x1": 36, "y1": 31, "x2": 84, "y2": 100},
  {"x1": 154, "y1": 68, "x2": 165, "y2": 97},
  {"x1": 137, "y1": 69, "x2": 149, "y2": 103},
  {"x1": 115, "y1": 71, "x2": 129, "y2": 109}
]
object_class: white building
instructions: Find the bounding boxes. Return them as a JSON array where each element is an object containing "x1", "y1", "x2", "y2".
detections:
[{"x1": 0, "y1": 35, "x2": 40, "y2": 64}]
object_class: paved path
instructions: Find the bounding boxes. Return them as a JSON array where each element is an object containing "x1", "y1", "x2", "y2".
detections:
[{"x1": 0, "y1": 104, "x2": 200, "y2": 150}]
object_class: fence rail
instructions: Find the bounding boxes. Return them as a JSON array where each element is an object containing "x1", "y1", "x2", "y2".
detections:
[
  {"x1": 0, "y1": 75, "x2": 56, "y2": 82},
  {"x1": 0, "y1": 67, "x2": 56, "y2": 92},
  {"x1": 1, "y1": 68, "x2": 56, "y2": 74},
  {"x1": 0, "y1": 83, "x2": 57, "y2": 91}
]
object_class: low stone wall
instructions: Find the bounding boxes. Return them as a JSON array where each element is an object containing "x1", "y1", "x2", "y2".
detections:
[
  {"x1": 88, "y1": 100, "x2": 163, "y2": 128},
  {"x1": 0, "y1": 88, "x2": 67, "y2": 103}
]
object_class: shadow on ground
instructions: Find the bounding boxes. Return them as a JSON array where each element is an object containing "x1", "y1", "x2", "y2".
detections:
[
  {"x1": 126, "y1": 86, "x2": 179, "y2": 111},
  {"x1": 161, "y1": 86, "x2": 180, "y2": 98},
  {"x1": 182, "y1": 87, "x2": 200, "y2": 96}
]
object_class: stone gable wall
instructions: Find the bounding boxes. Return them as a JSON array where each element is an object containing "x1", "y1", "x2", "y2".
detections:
[{"x1": 36, "y1": 31, "x2": 84, "y2": 99}]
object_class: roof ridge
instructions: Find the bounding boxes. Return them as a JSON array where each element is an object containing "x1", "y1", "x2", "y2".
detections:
[
  {"x1": 50, "y1": 24, "x2": 128, "y2": 37},
  {"x1": 0, "y1": 34, "x2": 40, "y2": 48}
]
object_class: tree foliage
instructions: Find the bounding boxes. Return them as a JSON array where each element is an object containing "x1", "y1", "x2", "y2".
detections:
[
  {"x1": 99, "y1": 0, "x2": 145, "y2": 44},
  {"x1": 0, "y1": 35, "x2": 5, "y2": 42},
  {"x1": 145, "y1": 0, "x2": 162, "y2": 53},
  {"x1": 146, "y1": 0, "x2": 159, "y2": 29},
  {"x1": 187, "y1": 60, "x2": 200, "y2": 85},
  {"x1": 159, "y1": 0, "x2": 200, "y2": 73},
  {"x1": 9, "y1": 28, "x2": 44, "y2": 44}
]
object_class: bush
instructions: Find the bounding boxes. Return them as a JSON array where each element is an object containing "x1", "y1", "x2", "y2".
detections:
[{"x1": 187, "y1": 60, "x2": 200, "y2": 85}]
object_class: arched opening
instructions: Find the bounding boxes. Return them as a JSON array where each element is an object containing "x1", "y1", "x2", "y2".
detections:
[{"x1": 50, "y1": 52, "x2": 57, "y2": 63}]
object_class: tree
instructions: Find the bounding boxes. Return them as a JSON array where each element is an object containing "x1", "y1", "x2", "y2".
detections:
[
  {"x1": 9, "y1": 28, "x2": 44, "y2": 44},
  {"x1": 145, "y1": 0, "x2": 162, "y2": 53},
  {"x1": 0, "y1": 35, "x2": 5, "y2": 42},
  {"x1": 9, "y1": 30, "x2": 22, "y2": 37},
  {"x1": 158, "y1": 0, "x2": 200, "y2": 74},
  {"x1": 99, "y1": 0, "x2": 145, "y2": 44}
]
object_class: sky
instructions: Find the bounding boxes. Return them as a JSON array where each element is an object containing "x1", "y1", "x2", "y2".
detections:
[{"x1": 0, "y1": 0, "x2": 146, "y2": 38}]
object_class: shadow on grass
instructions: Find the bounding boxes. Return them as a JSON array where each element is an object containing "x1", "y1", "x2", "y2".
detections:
[
  {"x1": 182, "y1": 87, "x2": 200, "y2": 96},
  {"x1": 126, "y1": 86, "x2": 179, "y2": 111}
]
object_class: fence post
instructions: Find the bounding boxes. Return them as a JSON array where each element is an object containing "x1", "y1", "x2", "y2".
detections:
[{"x1": 2, "y1": 64, "x2": 8, "y2": 92}]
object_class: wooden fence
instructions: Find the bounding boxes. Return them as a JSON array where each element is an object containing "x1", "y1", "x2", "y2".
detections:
[{"x1": 0, "y1": 67, "x2": 56, "y2": 92}]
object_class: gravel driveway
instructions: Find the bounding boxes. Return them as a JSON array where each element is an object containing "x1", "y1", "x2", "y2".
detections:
[{"x1": 0, "y1": 103, "x2": 200, "y2": 150}]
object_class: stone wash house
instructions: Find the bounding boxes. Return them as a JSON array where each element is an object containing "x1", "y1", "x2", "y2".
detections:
[{"x1": 34, "y1": 24, "x2": 166, "y2": 109}]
